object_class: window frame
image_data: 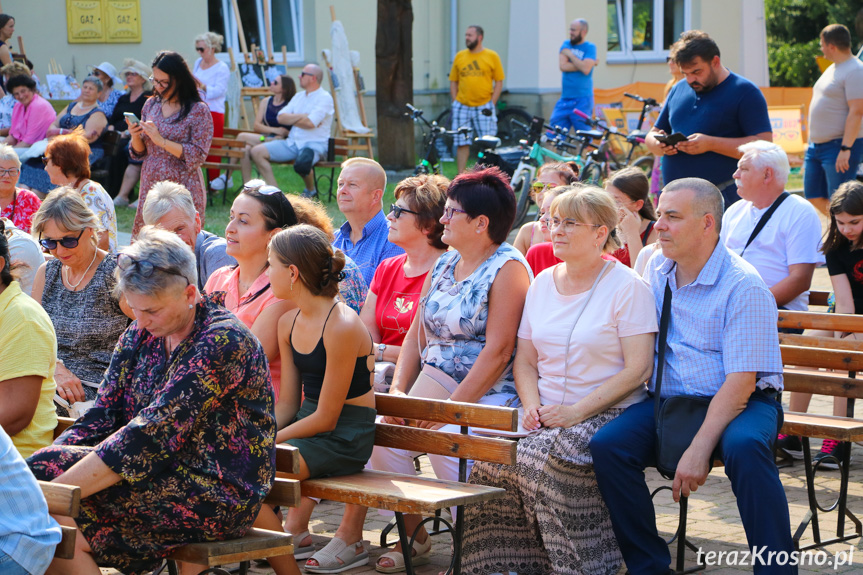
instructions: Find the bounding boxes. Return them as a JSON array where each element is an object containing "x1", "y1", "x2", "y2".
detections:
[
  {"x1": 607, "y1": 0, "x2": 691, "y2": 64},
  {"x1": 219, "y1": 0, "x2": 304, "y2": 65}
]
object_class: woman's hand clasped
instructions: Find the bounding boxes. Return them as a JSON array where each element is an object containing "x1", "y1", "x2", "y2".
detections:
[
  {"x1": 55, "y1": 363, "x2": 87, "y2": 404},
  {"x1": 537, "y1": 404, "x2": 578, "y2": 429}
]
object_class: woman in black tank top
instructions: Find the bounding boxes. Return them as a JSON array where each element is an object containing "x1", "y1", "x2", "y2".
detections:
[{"x1": 251, "y1": 224, "x2": 376, "y2": 575}]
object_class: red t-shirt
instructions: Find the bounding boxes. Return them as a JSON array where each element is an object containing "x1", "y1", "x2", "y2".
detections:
[
  {"x1": 369, "y1": 254, "x2": 429, "y2": 346},
  {"x1": 526, "y1": 242, "x2": 619, "y2": 276},
  {"x1": 0, "y1": 188, "x2": 42, "y2": 234}
]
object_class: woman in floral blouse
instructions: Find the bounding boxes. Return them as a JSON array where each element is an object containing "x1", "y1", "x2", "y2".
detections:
[
  {"x1": 28, "y1": 226, "x2": 276, "y2": 575},
  {"x1": 128, "y1": 51, "x2": 212, "y2": 237}
]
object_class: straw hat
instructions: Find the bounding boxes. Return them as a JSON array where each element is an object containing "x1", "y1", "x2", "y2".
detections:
[{"x1": 120, "y1": 58, "x2": 151, "y2": 82}]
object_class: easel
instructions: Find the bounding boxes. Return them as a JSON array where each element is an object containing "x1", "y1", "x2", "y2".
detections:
[
  {"x1": 323, "y1": 6, "x2": 374, "y2": 158},
  {"x1": 229, "y1": 0, "x2": 287, "y2": 130}
]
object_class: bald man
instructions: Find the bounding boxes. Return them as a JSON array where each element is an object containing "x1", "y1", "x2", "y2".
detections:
[
  {"x1": 332, "y1": 158, "x2": 403, "y2": 286},
  {"x1": 250, "y1": 63, "x2": 334, "y2": 197},
  {"x1": 549, "y1": 18, "x2": 596, "y2": 134}
]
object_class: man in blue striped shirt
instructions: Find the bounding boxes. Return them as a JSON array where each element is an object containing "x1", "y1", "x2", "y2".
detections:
[{"x1": 591, "y1": 178, "x2": 795, "y2": 575}]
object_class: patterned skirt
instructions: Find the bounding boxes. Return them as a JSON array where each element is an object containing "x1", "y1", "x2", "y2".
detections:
[{"x1": 461, "y1": 409, "x2": 624, "y2": 575}]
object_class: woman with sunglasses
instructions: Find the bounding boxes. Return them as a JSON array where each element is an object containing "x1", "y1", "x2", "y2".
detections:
[
  {"x1": 513, "y1": 161, "x2": 580, "y2": 255},
  {"x1": 0, "y1": 143, "x2": 40, "y2": 233},
  {"x1": 192, "y1": 32, "x2": 230, "y2": 186},
  {"x1": 128, "y1": 50, "x2": 212, "y2": 236},
  {"x1": 29, "y1": 188, "x2": 133, "y2": 418},
  {"x1": 204, "y1": 181, "x2": 299, "y2": 402},
  {"x1": 29, "y1": 226, "x2": 276, "y2": 575}
]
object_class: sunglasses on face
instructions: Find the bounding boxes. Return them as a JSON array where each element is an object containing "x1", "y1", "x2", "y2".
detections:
[
  {"x1": 195, "y1": 47, "x2": 206, "y2": 53},
  {"x1": 41, "y1": 155, "x2": 51, "y2": 166},
  {"x1": 39, "y1": 228, "x2": 85, "y2": 250},
  {"x1": 389, "y1": 203, "x2": 419, "y2": 219},
  {"x1": 116, "y1": 253, "x2": 187, "y2": 281},
  {"x1": 531, "y1": 181, "x2": 557, "y2": 194}
]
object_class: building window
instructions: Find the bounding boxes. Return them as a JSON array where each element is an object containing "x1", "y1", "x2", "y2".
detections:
[
  {"x1": 607, "y1": 0, "x2": 690, "y2": 62},
  {"x1": 208, "y1": 0, "x2": 303, "y2": 63}
]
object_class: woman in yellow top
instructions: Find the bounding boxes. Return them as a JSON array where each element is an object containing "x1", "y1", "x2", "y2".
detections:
[{"x1": 0, "y1": 218, "x2": 57, "y2": 457}]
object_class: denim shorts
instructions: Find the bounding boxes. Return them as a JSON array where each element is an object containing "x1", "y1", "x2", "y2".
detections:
[
  {"x1": 263, "y1": 139, "x2": 328, "y2": 166},
  {"x1": 803, "y1": 137, "x2": 863, "y2": 200},
  {"x1": 0, "y1": 553, "x2": 29, "y2": 575}
]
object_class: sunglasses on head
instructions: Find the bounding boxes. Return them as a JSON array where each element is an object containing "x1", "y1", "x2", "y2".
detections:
[
  {"x1": 116, "y1": 253, "x2": 187, "y2": 281},
  {"x1": 245, "y1": 183, "x2": 283, "y2": 196},
  {"x1": 389, "y1": 203, "x2": 419, "y2": 219},
  {"x1": 39, "y1": 228, "x2": 85, "y2": 250}
]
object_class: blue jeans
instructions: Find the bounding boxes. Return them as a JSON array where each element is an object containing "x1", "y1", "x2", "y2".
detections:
[
  {"x1": 803, "y1": 138, "x2": 863, "y2": 200},
  {"x1": 589, "y1": 392, "x2": 796, "y2": 575},
  {"x1": 0, "y1": 553, "x2": 29, "y2": 575},
  {"x1": 549, "y1": 96, "x2": 594, "y2": 134}
]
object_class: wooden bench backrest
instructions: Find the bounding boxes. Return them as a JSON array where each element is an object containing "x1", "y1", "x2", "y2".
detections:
[
  {"x1": 205, "y1": 137, "x2": 247, "y2": 160},
  {"x1": 39, "y1": 481, "x2": 80, "y2": 559},
  {"x1": 780, "y1": 344, "x2": 863, "y2": 372},
  {"x1": 809, "y1": 290, "x2": 830, "y2": 307},
  {"x1": 778, "y1": 310, "x2": 863, "y2": 334},
  {"x1": 374, "y1": 394, "x2": 517, "y2": 430},
  {"x1": 783, "y1": 372, "x2": 863, "y2": 400},
  {"x1": 779, "y1": 333, "x2": 863, "y2": 352}
]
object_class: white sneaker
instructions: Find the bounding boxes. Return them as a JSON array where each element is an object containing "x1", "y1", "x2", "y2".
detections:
[{"x1": 209, "y1": 174, "x2": 231, "y2": 191}]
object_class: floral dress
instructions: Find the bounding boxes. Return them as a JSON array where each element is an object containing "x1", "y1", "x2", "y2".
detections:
[
  {"x1": 422, "y1": 243, "x2": 532, "y2": 396},
  {"x1": 130, "y1": 98, "x2": 213, "y2": 237},
  {"x1": 27, "y1": 299, "x2": 276, "y2": 575},
  {"x1": 0, "y1": 188, "x2": 41, "y2": 233}
]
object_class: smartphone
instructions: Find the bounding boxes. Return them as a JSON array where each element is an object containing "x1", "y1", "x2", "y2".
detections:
[
  {"x1": 123, "y1": 112, "x2": 140, "y2": 125},
  {"x1": 655, "y1": 132, "x2": 687, "y2": 146}
]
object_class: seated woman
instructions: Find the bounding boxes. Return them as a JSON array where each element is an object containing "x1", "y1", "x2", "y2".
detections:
[
  {"x1": 88, "y1": 61, "x2": 124, "y2": 118},
  {"x1": 40, "y1": 129, "x2": 118, "y2": 251},
  {"x1": 28, "y1": 226, "x2": 276, "y2": 575},
  {"x1": 460, "y1": 188, "x2": 657, "y2": 575},
  {"x1": 3, "y1": 74, "x2": 54, "y2": 152},
  {"x1": 105, "y1": 59, "x2": 152, "y2": 205},
  {"x1": 204, "y1": 181, "x2": 299, "y2": 401},
  {"x1": 231, "y1": 74, "x2": 296, "y2": 185},
  {"x1": 255, "y1": 224, "x2": 376, "y2": 575},
  {"x1": 30, "y1": 189, "x2": 133, "y2": 417},
  {"x1": 606, "y1": 167, "x2": 658, "y2": 267},
  {"x1": 308, "y1": 167, "x2": 532, "y2": 574},
  {"x1": 19, "y1": 76, "x2": 108, "y2": 195},
  {"x1": 0, "y1": 62, "x2": 34, "y2": 137},
  {"x1": 0, "y1": 218, "x2": 57, "y2": 458},
  {"x1": 513, "y1": 161, "x2": 580, "y2": 255},
  {"x1": 0, "y1": 143, "x2": 40, "y2": 233},
  {"x1": 524, "y1": 183, "x2": 584, "y2": 276},
  {"x1": 288, "y1": 194, "x2": 367, "y2": 313}
]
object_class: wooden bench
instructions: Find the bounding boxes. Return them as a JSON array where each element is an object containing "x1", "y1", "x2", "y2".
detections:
[
  {"x1": 280, "y1": 393, "x2": 518, "y2": 575},
  {"x1": 39, "y1": 480, "x2": 81, "y2": 559},
  {"x1": 54, "y1": 417, "x2": 301, "y2": 574},
  {"x1": 203, "y1": 136, "x2": 248, "y2": 206}
]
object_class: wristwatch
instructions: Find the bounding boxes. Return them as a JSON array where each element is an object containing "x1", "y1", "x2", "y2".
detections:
[
  {"x1": 840, "y1": 145, "x2": 852, "y2": 152},
  {"x1": 377, "y1": 343, "x2": 387, "y2": 362}
]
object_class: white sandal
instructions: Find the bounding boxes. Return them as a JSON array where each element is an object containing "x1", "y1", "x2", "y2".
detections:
[
  {"x1": 374, "y1": 534, "x2": 432, "y2": 573},
  {"x1": 304, "y1": 537, "x2": 369, "y2": 573}
]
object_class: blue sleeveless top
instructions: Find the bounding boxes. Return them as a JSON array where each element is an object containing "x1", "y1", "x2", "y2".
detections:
[{"x1": 264, "y1": 96, "x2": 288, "y2": 128}]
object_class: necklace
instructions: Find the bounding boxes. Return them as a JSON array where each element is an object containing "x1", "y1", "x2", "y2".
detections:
[
  {"x1": 64, "y1": 249, "x2": 98, "y2": 290},
  {"x1": 456, "y1": 243, "x2": 498, "y2": 281}
]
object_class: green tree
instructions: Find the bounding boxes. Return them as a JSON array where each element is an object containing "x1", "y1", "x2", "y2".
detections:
[{"x1": 766, "y1": 0, "x2": 861, "y2": 87}]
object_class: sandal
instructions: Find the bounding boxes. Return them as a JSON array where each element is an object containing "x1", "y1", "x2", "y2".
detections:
[
  {"x1": 292, "y1": 530, "x2": 316, "y2": 560},
  {"x1": 375, "y1": 534, "x2": 432, "y2": 573},
  {"x1": 304, "y1": 537, "x2": 369, "y2": 573}
]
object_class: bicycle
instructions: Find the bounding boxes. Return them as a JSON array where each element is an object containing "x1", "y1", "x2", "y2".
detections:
[
  {"x1": 571, "y1": 106, "x2": 655, "y2": 185},
  {"x1": 475, "y1": 116, "x2": 584, "y2": 229},
  {"x1": 406, "y1": 103, "x2": 471, "y2": 175},
  {"x1": 435, "y1": 102, "x2": 533, "y2": 159}
]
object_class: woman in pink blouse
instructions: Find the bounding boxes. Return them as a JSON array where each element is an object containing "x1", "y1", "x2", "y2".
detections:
[
  {"x1": 4, "y1": 75, "x2": 54, "y2": 150},
  {"x1": 128, "y1": 51, "x2": 213, "y2": 237}
]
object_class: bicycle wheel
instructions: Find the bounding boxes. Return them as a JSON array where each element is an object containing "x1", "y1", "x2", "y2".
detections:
[
  {"x1": 434, "y1": 108, "x2": 455, "y2": 161},
  {"x1": 496, "y1": 108, "x2": 532, "y2": 148},
  {"x1": 580, "y1": 162, "x2": 602, "y2": 186},
  {"x1": 511, "y1": 168, "x2": 534, "y2": 229},
  {"x1": 629, "y1": 154, "x2": 656, "y2": 175}
]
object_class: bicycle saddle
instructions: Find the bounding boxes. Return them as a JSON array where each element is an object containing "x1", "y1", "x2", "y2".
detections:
[
  {"x1": 474, "y1": 135, "x2": 501, "y2": 149},
  {"x1": 574, "y1": 130, "x2": 603, "y2": 140}
]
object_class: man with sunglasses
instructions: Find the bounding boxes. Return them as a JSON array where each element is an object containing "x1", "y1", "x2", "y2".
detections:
[{"x1": 250, "y1": 63, "x2": 333, "y2": 198}]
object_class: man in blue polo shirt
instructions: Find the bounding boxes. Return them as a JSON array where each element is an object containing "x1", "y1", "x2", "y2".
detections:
[
  {"x1": 646, "y1": 30, "x2": 773, "y2": 208},
  {"x1": 332, "y1": 157, "x2": 403, "y2": 287},
  {"x1": 549, "y1": 18, "x2": 596, "y2": 134}
]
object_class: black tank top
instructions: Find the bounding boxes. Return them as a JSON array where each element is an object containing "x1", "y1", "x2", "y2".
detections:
[{"x1": 289, "y1": 302, "x2": 374, "y2": 401}]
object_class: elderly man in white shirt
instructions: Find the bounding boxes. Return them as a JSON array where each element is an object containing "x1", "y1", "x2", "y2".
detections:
[
  {"x1": 250, "y1": 63, "x2": 334, "y2": 198},
  {"x1": 721, "y1": 140, "x2": 824, "y2": 314}
]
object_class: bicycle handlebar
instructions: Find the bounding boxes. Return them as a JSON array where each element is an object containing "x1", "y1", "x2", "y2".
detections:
[{"x1": 624, "y1": 92, "x2": 659, "y2": 107}]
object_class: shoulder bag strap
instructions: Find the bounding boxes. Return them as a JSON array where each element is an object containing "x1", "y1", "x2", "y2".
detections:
[
  {"x1": 653, "y1": 279, "x2": 673, "y2": 423},
  {"x1": 741, "y1": 191, "x2": 789, "y2": 256}
]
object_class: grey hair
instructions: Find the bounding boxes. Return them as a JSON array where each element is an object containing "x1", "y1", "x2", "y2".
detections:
[
  {"x1": 195, "y1": 31, "x2": 224, "y2": 52},
  {"x1": 0, "y1": 143, "x2": 20, "y2": 168},
  {"x1": 663, "y1": 177, "x2": 724, "y2": 233},
  {"x1": 113, "y1": 226, "x2": 197, "y2": 297},
  {"x1": 142, "y1": 180, "x2": 197, "y2": 225},
  {"x1": 31, "y1": 187, "x2": 102, "y2": 243},
  {"x1": 82, "y1": 75, "x2": 104, "y2": 92},
  {"x1": 737, "y1": 140, "x2": 790, "y2": 187}
]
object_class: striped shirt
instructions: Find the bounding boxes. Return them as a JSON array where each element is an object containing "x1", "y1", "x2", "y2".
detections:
[{"x1": 643, "y1": 240, "x2": 783, "y2": 397}]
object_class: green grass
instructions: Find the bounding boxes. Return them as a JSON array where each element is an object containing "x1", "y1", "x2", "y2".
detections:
[{"x1": 115, "y1": 161, "x2": 463, "y2": 236}]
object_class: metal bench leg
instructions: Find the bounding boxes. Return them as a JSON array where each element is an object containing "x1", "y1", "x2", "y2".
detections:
[
  {"x1": 394, "y1": 512, "x2": 417, "y2": 575},
  {"x1": 453, "y1": 504, "x2": 464, "y2": 575},
  {"x1": 650, "y1": 486, "x2": 704, "y2": 575}
]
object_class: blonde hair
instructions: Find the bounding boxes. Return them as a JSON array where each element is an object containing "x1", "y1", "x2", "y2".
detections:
[
  {"x1": 341, "y1": 157, "x2": 387, "y2": 191},
  {"x1": 551, "y1": 186, "x2": 621, "y2": 253},
  {"x1": 31, "y1": 187, "x2": 102, "y2": 246},
  {"x1": 288, "y1": 195, "x2": 335, "y2": 240},
  {"x1": 0, "y1": 61, "x2": 29, "y2": 79},
  {"x1": 195, "y1": 31, "x2": 224, "y2": 52}
]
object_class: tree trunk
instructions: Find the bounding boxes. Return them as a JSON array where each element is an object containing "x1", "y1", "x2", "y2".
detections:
[{"x1": 376, "y1": 0, "x2": 414, "y2": 169}]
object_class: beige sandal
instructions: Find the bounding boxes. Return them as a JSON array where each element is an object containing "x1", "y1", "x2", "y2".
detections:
[{"x1": 374, "y1": 535, "x2": 432, "y2": 573}]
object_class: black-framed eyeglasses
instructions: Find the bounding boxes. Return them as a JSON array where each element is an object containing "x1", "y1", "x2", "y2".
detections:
[
  {"x1": 389, "y1": 203, "x2": 419, "y2": 219},
  {"x1": 195, "y1": 47, "x2": 206, "y2": 53},
  {"x1": 0, "y1": 168, "x2": 19, "y2": 177},
  {"x1": 299, "y1": 71, "x2": 312, "y2": 77},
  {"x1": 148, "y1": 75, "x2": 170, "y2": 89},
  {"x1": 116, "y1": 253, "x2": 188, "y2": 282},
  {"x1": 443, "y1": 206, "x2": 469, "y2": 220},
  {"x1": 41, "y1": 155, "x2": 51, "y2": 166},
  {"x1": 39, "y1": 229, "x2": 85, "y2": 250}
]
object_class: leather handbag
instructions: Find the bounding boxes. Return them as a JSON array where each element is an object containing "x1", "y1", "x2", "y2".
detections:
[{"x1": 653, "y1": 280, "x2": 714, "y2": 480}]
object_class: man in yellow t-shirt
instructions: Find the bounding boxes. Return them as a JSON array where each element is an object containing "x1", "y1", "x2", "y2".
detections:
[{"x1": 449, "y1": 25, "x2": 505, "y2": 173}]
